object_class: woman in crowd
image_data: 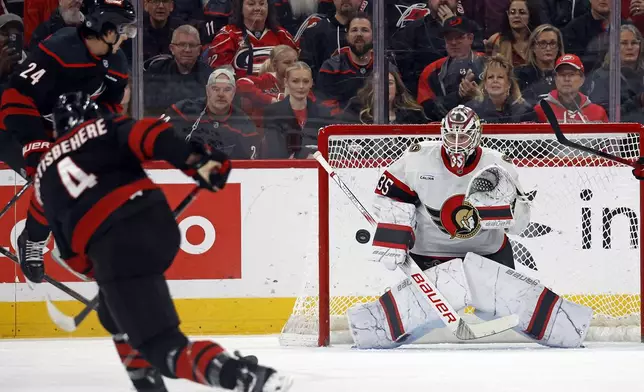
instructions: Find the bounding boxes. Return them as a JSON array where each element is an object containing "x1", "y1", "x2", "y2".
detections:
[
  {"x1": 488, "y1": 0, "x2": 542, "y2": 67},
  {"x1": 343, "y1": 70, "x2": 427, "y2": 124},
  {"x1": 263, "y1": 61, "x2": 333, "y2": 158},
  {"x1": 584, "y1": 24, "x2": 644, "y2": 123},
  {"x1": 469, "y1": 55, "x2": 536, "y2": 123},
  {"x1": 236, "y1": 45, "x2": 299, "y2": 126},
  {"x1": 207, "y1": 0, "x2": 298, "y2": 78},
  {"x1": 514, "y1": 24, "x2": 564, "y2": 106}
]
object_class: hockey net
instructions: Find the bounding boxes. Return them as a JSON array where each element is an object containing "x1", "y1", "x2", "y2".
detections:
[{"x1": 280, "y1": 123, "x2": 644, "y2": 346}]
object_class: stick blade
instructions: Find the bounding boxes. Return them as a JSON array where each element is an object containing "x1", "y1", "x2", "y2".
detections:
[
  {"x1": 45, "y1": 294, "x2": 78, "y2": 332},
  {"x1": 538, "y1": 100, "x2": 567, "y2": 144},
  {"x1": 455, "y1": 314, "x2": 520, "y2": 340}
]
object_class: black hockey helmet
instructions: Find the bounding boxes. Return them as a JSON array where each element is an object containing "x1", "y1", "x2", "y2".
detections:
[
  {"x1": 84, "y1": 0, "x2": 136, "y2": 37},
  {"x1": 52, "y1": 92, "x2": 100, "y2": 137}
]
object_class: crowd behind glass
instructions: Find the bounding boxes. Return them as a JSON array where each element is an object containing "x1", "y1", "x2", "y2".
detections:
[{"x1": 1, "y1": 0, "x2": 641, "y2": 159}]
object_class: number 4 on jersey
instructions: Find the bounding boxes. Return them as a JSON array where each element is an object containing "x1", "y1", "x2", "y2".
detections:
[{"x1": 58, "y1": 157, "x2": 97, "y2": 198}]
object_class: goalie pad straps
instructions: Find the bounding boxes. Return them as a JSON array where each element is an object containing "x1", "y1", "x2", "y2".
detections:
[
  {"x1": 373, "y1": 223, "x2": 415, "y2": 250},
  {"x1": 379, "y1": 290, "x2": 406, "y2": 341}
]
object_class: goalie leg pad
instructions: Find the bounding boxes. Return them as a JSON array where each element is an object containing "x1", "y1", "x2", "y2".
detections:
[
  {"x1": 348, "y1": 258, "x2": 470, "y2": 349},
  {"x1": 462, "y1": 253, "x2": 592, "y2": 347}
]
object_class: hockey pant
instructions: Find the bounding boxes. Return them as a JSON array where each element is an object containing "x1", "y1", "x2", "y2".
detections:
[
  {"x1": 89, "y1": 200, "x2": 240, "y2": 389},
  {"x1": 348, "y1": 253, "x2": 593, "y2": 349}
]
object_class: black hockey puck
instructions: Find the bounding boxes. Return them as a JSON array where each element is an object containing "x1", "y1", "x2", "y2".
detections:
[{"x1": 356, "y1": 229, "x2": 371, "y2": 244}]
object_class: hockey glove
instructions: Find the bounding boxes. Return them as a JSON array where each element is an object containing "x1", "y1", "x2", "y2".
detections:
[
  {"x1": 17, "y1": 229, "x2": 47, "y2": 283},
  {"x1": 191, "y1": 147, "x2": 232, "y2": 192},
  {"x1": 22, "y1": 140, "x2": 51, "y2": 178},
  {"x1": 633, "y1": 157, "x2": 644, "y2": 180},
  {"x1": 369, "y1": 223, "x2": 415, "y2": 271}
]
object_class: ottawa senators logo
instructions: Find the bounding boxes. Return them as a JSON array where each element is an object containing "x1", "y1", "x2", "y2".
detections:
[{"x1": 438, "y1": 194, "x2": 481, "y2": 239}]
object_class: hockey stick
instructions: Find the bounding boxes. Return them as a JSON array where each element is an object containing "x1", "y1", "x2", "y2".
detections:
[
  {"x1": 47, "y1": 186, "x2": 201, "y2": 332},
  {"x1": 540, "y1": 100, "x2": 638, "y2": 168},
  {"x1": 0, "y1": 180, "x2": 32, "y2": 221},
  {"x1": 314, "y1": 151, "x2": 519, "y2": 340}
]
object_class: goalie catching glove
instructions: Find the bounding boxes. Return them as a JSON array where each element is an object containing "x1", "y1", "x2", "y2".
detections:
[{"x1": 465, "y1": 164, "x2": 533, "y2": 235}]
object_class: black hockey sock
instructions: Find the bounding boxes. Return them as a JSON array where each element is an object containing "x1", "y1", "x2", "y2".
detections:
[{"x1": 113, "y1": 334, "x2": 168, "y2": 392}]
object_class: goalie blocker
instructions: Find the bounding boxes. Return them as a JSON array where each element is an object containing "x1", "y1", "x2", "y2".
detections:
[{"x1": 348, "y1": 253, "x2": 593, "y2": 349}]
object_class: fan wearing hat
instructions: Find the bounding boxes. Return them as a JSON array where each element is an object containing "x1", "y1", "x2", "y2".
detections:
[
  {"x1": 0, "y1": 0, "x2": 136, "y2": 180},
  {"x1": 163, "y1": 67, "x2": 262, "y2": 159},
  {"x1": 534, "y1": 53, "x2": 608, "y2": 123}
]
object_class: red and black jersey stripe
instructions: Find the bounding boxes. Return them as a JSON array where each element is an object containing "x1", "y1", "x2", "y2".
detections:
[
  {"x1": 379, "y1": 290, "x2": 405, "y2": 341},
  {"x1": 525, "y1": 288, "x2": 560, "y2": 341},
  {"x1": 128, "y1": 118, "x2": 172, "y2": 161},
  {"x1": 477, "y1": 205, "x2": 513, "y2": 221},
  {"x1": 174, "y1": 341, "x2": 224, "y2": 385},
  {"x1": 375, "y1": 170, "x2": 420, "y2": 205},
  {"x1": 373, "y1": 223, "x2": 415, "y2": 250}
]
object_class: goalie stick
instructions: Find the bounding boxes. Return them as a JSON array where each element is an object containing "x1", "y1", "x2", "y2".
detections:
[
  {"x1": 539, "y1": 100, "x2": 639, "y2": 168},
  {"x1": 47, "y1": 186, "x2": 201, "y2": 332},
  {"x1": 313, "y1": 151, "x2": 519, "y2": 340}
]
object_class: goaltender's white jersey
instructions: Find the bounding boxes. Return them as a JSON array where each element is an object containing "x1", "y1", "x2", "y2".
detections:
[{"x1": 373, "y1": 141, "x2": 521, "y2": 258}]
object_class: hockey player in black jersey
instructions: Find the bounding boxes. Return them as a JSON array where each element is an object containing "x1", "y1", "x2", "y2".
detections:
[
  {"x1": 18, "y1": 91, "x2": 293, "y2": 392},
  {"x1": 0, "y1": 0, "x2": 135, "y2": 178}
]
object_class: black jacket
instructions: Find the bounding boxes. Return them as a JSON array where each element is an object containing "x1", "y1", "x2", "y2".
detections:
[
  {"x1": 342, "y1": 97, "x2": 428, "y2": 124},
  {"x1": 143, "y1": 55, "x2": 211, "y2": 116},
  {"x1": 166, "y1": 97, "x2": 261, "y2": 159},
  {"x1": 584, "y1": 66, "x2": 644, "y2": 123},
  {"x1": 514, "y1": 64, "x2": 556, "y2": 106},
  {"x1": 29, "y1": 9, "x2": 76, "y2": 52},
  {"x1": 299, "y1": 16, "x2": 348, "y2": 82},
  {"x1": 263, "y1": 97, "x2": 334, "y2": 158},
  {"x1": 389, "y1": 14, "x2": 484, "y2": 97},
  {"x1": 562, "y1": 12, "x2": 628, "y2": 74},
  {"x1": 468, "y1": 96, "x2": 536, "y2": 124},
  {"x1": 540, "y1": 0, "x2": 590, "y2": 30}
]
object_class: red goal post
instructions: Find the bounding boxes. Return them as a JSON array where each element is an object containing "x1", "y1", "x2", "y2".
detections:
[{"x1": 285, "y1": 122, "x2": 644, "y2": 347}]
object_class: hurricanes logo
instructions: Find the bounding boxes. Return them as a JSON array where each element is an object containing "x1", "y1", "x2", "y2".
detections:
[{"x1": 437, "y1": 194, "x2": 481, "y2": 239}]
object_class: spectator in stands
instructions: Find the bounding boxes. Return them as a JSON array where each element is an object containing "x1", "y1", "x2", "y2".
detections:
[
  {"x1": 272, "y1": 0, "x2": 320, "y2": 36},
  {"x1": 172, "y1": 0, "x2": 202, "y2": 23},
  {"x1": 23, "y1": 0, "x2": 58, "y2": 46},
  {"x1": 515, "y1": 24, "x2": 564, "y2": 106},
  {"x1": 460, "y1": 0, "x2": 511, "y2": 39},
  {"x1": 298, "y1": 0, "x2": 362, "y2": 82},
  {"x1": 534, "y1": 54, "x2": 608, "y2": 123},
  {"x1": 540, "y1": 0, "x2": 590, "y2": 30},
  {"x1": 165, "y1": 67, "x2": 261, "y2": 159},
  {"x1": 563, "y1": 0, "x2": 626, "y2": 74},
  {"x1": 487, "y1": 0, "x2": 542, "y2": 67},
  {"x1": 343, "y1": 70, "x2": 427, "y2": 124},
  {"x1": 207, "y1": 0, "x2": 298, "y2": 78},
  {"x1": 0, "y1": 14, "x2": 24, "y2": 87},
  {"x1": 317, "y1": 12, "x2": 373, "y2": 113},
  {"x1": 623, "y1": 0, "x2": 644, "y2": 39},
  {"x1": 29, "y1": 0, "x2": 83, "y2": 50},
  {"x1": 417, "y1": 16, "x2": 485, "y2": 121},
  {"x1": 143, "y1": 0, "x2": 182, "y2": 61},
  {"x1": 144, "y1": 24, "x2": 211, "y2": 116},
  {"x1": 468, "y1": 55, "x2": 535, "y2": 123},
  {"x1": 200, "y1": 0, "x2": 233, "y2": 44},
  {"x1": 263, "y1": 61, "x2": 333, "y2": 158},
  {"x1": 389, "y1": 0, "x2": 484, "y2": 97},
  {"x1": 236, "y1": 44, "x2": 298, "y2": 126},
  {"x1": 585, "y1": 24, "x2": 644, "y2": 123}
]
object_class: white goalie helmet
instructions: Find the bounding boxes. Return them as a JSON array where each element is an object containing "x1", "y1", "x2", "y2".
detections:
[{"x1": 440, "y1": 105, "x2": 482, "y2": 170}]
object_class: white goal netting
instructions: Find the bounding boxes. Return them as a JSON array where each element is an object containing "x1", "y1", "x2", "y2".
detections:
[{"x1": 280, "y1": 124, "x2": 643, "y2": 346}]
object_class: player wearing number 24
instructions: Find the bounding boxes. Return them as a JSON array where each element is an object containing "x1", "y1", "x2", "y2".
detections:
[
  {"x1": 17, "y1": 91, "x2": 292, "y2": 392},
  {"x1": 347, "y1": 105, "x2": 594, "y2": 350}
]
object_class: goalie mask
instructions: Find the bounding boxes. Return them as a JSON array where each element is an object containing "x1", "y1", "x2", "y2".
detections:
[{"x1": 440, "y1": 105, "x2": 482, "y2": 172}]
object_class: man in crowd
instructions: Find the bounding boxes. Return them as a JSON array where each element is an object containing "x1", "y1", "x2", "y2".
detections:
[
  {"x1": 0, "y1": 14, "x2": 23, "y2": 87},
  {"x1": 165, "y1": 67, "x2": 261, "y2": 159},
  {"x1": 416, "y1": 16, "x2": 485, "y2": 121},
  {"x1": 29, "y1": 0, "x2": 83, "y2": 50},
  {"x1": 298, "y1": 0, "x2": 364, "y2": 82},
  {"x1": 143, "y1": 0, "x2": 182, "y2": 60},
  {"x1": 317, "y1": 12, "x2": 373, "y2": 113},
  {"x1": 389, "y1": 0, "x2": 484, "y2": 96},
  {"x1": 535, "y1": 54, "x2": 608, "y2": 123},
  {"x1": 144, "y1": 24, "x2": 210, "y2": 116}
]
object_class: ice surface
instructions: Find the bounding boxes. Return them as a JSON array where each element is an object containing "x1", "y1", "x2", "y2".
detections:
[{"x1": 1, "y1": 336, "x2": 644, "y2": 391}]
